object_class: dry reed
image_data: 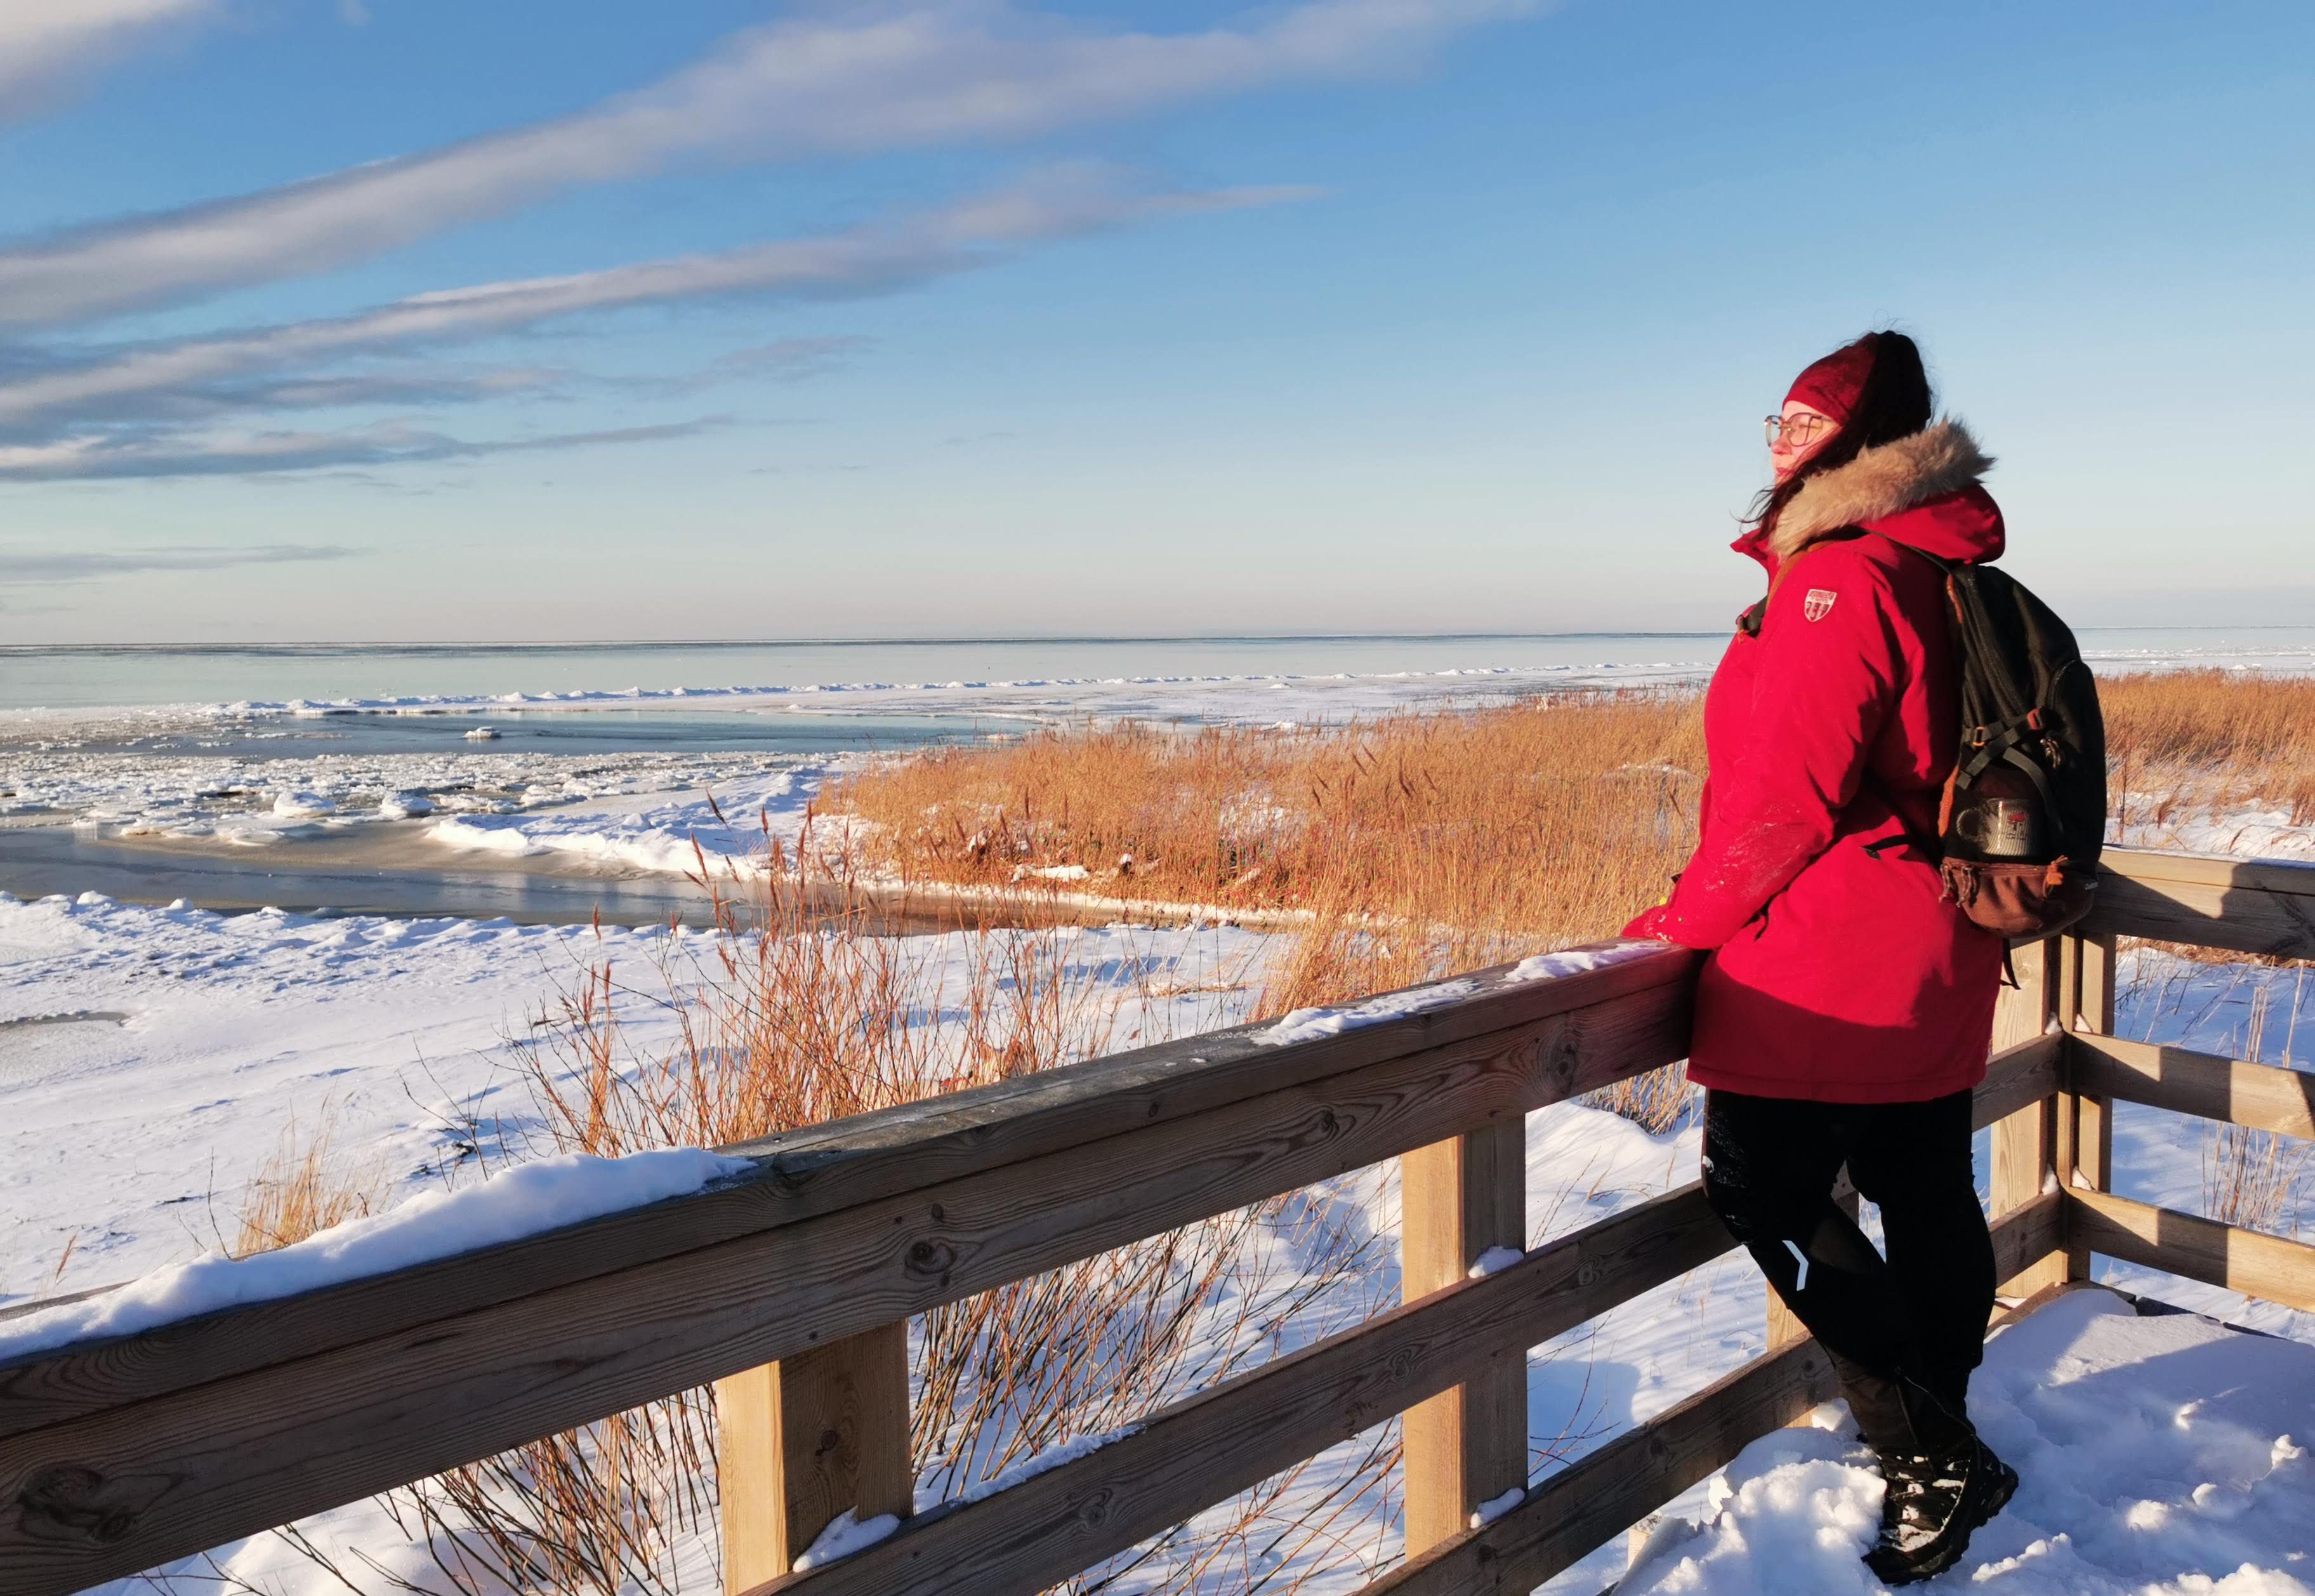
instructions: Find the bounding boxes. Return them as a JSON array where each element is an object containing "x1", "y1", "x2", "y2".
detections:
[
  {"x1": 226, "y1": 1105, "x2": 387, "y2": 1260},
  {"x1": 2106, "y1": 671, "x2": 2315, "y2": 834},
  {"x1": 199, "y1": 670, "x2": 2315, "y2": 1592}
]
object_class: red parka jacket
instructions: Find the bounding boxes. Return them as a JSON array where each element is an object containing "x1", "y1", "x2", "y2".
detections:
[{"x1": 1628, "y1": 423, "x2": 2007, "y2": 1103}]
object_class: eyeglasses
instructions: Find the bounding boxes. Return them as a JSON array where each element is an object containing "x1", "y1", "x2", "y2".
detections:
[{"x1": 1764, "y1": 413, "x2": 1836, "y2": 447}]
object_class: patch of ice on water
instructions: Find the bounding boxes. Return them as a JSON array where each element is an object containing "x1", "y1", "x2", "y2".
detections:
[
  {"x1": 1253, "y1": 979, "x2": 1481, "y2": 1046},
  {"x1": 0, "y1": 1147, "x2": 751, "y2": 1362}
]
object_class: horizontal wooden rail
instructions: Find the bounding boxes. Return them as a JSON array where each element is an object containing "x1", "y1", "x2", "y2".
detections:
[
  {"x1": 2065, "y1": 1189, "x2": 2315, "y2": 1316},
  {"x1": 0, "y1": 949, "x2": 1698, "y2": 1596},
  {"x1": 8, "y1": 841, "x2": 2290, "y2": 1596},
  {"x1": 2090, "y1": 847, "x2": 2315, "y2": 960},
  {"x1": 746, "y1": 1182, "x2": 1732, "y2": 1596},
  {"x1": 2069, "y1": 1033, "x2": 2315, "y2": 1142},
  {"x1": 1371, "y1": 1340, "x2": 1838, "y2": 1596},
  {"x1": 1367, "y1": 1192, "x2": 2064, "y2": 1596},
  {"x1": 734, "y1": 1035, "x2": 2060, "y2": 1595}
]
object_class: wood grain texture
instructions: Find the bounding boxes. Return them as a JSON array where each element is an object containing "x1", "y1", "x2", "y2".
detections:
[
  {"x1": 0, "y1": 946, "x2": 1699, "y2": 1446},
  {"x1": 718, "y1": 1322, "x2": 912, "y2": 1593},
  {"x1": 1991, "y1": 940, "x2": 2065, "y2": 1296},
  {"x1": 1359, "y1": 1192, "x2": 2062, "y2": 1596},
  {"x1": 2070, "y1": 1033, "x2": 2315, "y2": 1143},
  {"x1": 1973, "y1": 1034, "x2": 2064, "y2": 1134},
  {"x1": 0, "y1": 966, "x2": 1696, "y2": 1595},
  {"x1": 1361, "y1": 1341, "x2": 1840, "y2": 1596},
  {"x1": 739, "y1": 1184, "x2": 1735, "y2": 1596},
  {"x1": 2088, "y1": 848, "x2": 2315, "y2": 960},
  {"x1": 1401, "y1": 1120, "x2": 1527, "y2": 1554},
  {"x1": 2061, "y1": 933, "x2": 2117, "y2": 1280},
  {"x1": 2067, "y1": 1189, "x2": 2315, "y2": 1315}
]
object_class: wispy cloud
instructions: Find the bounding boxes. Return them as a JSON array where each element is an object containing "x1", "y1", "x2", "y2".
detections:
[
  {"x1": 0, "y1": 418, "x2": 727, "y2": 482},
  {"x1": 0, "y1": 0, "x2": 1536, "y2": 327},
  {"x1": 0, "y1": 170, "x2": 1304, "y2": 478},
  {"x1": 0, "y1": 0, "x2": 213, "y2": 125},
  {"x1": 0, "y1": 541, "x2": 359, "y2": 581}
]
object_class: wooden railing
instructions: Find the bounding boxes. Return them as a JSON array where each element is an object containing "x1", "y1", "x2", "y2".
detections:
[{"x1": 1, "y1": 846, "x2": 2310, "y2": 1596}]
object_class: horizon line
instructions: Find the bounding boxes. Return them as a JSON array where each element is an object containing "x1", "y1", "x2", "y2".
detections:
[{"x1": 6, "y1": 623, "x2": 2310, "y2": 655}]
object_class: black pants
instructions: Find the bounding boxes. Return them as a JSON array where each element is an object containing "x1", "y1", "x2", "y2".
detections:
[{"x1": 1702, "y1": 1088, "x2": 1995, "y2": 1425}]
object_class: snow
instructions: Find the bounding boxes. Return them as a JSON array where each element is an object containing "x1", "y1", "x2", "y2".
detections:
[
  {"x1": 0, "y1": 1147, "x2": 747, "y2": 1362},
  {"x1": 953, "y1": 1423, "x2": 1142, "y2": 1507},
  {"x1": 7, "y1": 661, "x2": 2315, "y2": 1592},
  {"x1": 1507, "y1": 941, "x2": 1668, "y2": 982},
  {"x1": 1609, "y1": 1291, "x2": 2315, "y2": 1595},
  {"x1": 792, "y1": 1423, "x2": 1145, "y2": 1569},
  {"x1": 3, "y1": 887, "x2": 2311, "y2": 1592},
  {"x1": 1253, "y1": 979, "x2": 1481, "y2": 1046},
  {"x1": 1468, "y1": 1245, "x2": 1526, "y2": 1279},
  {"x1": 0, "y1": 890, "x2": 1271, "y2": 1316},
  {"x1": 790, "y1": 1508, "x2": 899, "y2": 1572},
  {"x1": 1469, "y1": 1486, "x2": 1524, "y2": 1529}
]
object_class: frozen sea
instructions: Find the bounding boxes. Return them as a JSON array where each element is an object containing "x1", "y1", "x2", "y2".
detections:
[{"x1": 4, "y1": 629, "x2": 2314, "y2": 923}]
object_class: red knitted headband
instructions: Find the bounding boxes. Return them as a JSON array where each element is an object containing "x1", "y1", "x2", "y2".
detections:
[{"x1": 1784, "y1": 340, "x2": 1877, "y2": 423}]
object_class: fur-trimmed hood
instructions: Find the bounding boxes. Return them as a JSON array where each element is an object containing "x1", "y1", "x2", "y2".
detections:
[{"x1": 1763, "y1": 419, "x2": 2002, "y2": 562}]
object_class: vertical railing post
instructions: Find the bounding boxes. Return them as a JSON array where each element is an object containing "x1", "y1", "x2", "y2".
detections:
[
  {"x1": 1400, "y1": 1120, "x2": 1527, "y2": 1553},
  {"x1": 717, "y1": 1321, "x2": 913, "y2": 1593},
  {"x1": 1989, "y1": 937, "x2": 2066, "y2": 1296},
  {"x1": 2060, "y1": 931, "x2": 2116, "y2": 1280}
]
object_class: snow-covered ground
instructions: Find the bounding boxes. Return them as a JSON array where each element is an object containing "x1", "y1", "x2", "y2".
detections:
[
  {"x1": 5, "y1": 643, "x2": 2314, "y2": 1593},
  {"x1": 1600, "y1": 1291, "x2": 2315, "y2": 1595},
  {"x1": 3, "y1": 883, "x2": 2312, "y2": 1593}
]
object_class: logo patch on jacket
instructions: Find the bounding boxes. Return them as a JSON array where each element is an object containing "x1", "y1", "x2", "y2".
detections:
[{"x1": 1803, "y1": 588, "x2": 1837, "y2": 623}]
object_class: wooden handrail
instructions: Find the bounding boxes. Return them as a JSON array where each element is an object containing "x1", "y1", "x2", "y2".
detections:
[
  {"x1": 2069, "y1": 1033, "x2": 2315, "y2": 1142},
  {"x1": 0, "y1": 947, "x2": 1698, "y2": 1441},
  {"x1": 0, "y1": 948, "x2": 1698, "y2": 1596},
  {"x1": 734, "y1": 1032, "x2": 2064, "y2": 1596},
  {"x1": 2066, "y1": 1189, "x2": 2315, "y2": 1316},
  {"x1": 1368, "y1": 1194, "x2": 2068, "y2": 1596},
  {"x1": 2092, "y1": 845, "x2": 2315, "y2": 960},
  {"x1": 2, "y1": 841, "x2": 2306, "y2": 1596}
]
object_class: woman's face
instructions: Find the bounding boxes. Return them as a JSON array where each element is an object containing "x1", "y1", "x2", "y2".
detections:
[{"x1": 1768, "y1": 400, "x2": 1839, "y2": 484}]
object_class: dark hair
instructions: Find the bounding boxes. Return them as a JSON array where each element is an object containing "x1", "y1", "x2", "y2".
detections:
[{"x1": 1747, "y1": 330, "x2": 1934, "y2": 534}]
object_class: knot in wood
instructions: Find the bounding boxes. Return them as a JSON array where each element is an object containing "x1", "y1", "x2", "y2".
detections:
[
  {"x1": 20, "y1": 1464, "x2": 151, "y2": 1545},
  {"x1": 1071, "y1": 1486, "x2": 1118, "y2": 1529},
  {"x1": 906, "y1": 1237, "x2": 958, "y2": 1280}
]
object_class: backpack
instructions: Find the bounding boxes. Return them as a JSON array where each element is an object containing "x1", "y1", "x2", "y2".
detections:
[
  {"x1": 1745, "y1": 532, "x2": 2107, "y2": 940},
  {"x1": 1892, "y1": 544, "x2": 2107, "y2": 940}
]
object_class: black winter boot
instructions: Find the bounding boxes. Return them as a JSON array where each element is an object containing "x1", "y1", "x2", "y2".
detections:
[
  {"x1": 1863, "y1": 1432, "x2": 2018, "y2": 1584},
  {"x1": 1835, "y1": 1362, "x2": 2017, "y2": 1585}
]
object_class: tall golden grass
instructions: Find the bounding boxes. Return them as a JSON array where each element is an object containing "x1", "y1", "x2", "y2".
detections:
[
  {"x1": 2106, "y1": 670, "x2": 2315, "y2": 833},
  {"x1": 834, "y1": 690, "x2": 1706, "y2": 1014},
  {"x1": 224, "y1": 842, "x2": 1396, "y2": 1595},
  {"x1": 210, "y1": 669, "x2": 2312, "y2": 1593}
]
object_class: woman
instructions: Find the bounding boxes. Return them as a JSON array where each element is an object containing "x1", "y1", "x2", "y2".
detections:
[{"x1": 1623, "y1": 330, "x2": 2015, "y2": 1585}]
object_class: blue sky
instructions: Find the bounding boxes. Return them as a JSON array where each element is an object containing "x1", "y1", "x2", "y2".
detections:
[{"x1": 2, "y1": 0, "x2": 2309, "y2": 643}]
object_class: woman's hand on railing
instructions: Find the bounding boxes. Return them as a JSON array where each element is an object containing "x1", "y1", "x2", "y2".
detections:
[{"x1": 1620, "y1": 904, "x2": 1676, "y2": 942}]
